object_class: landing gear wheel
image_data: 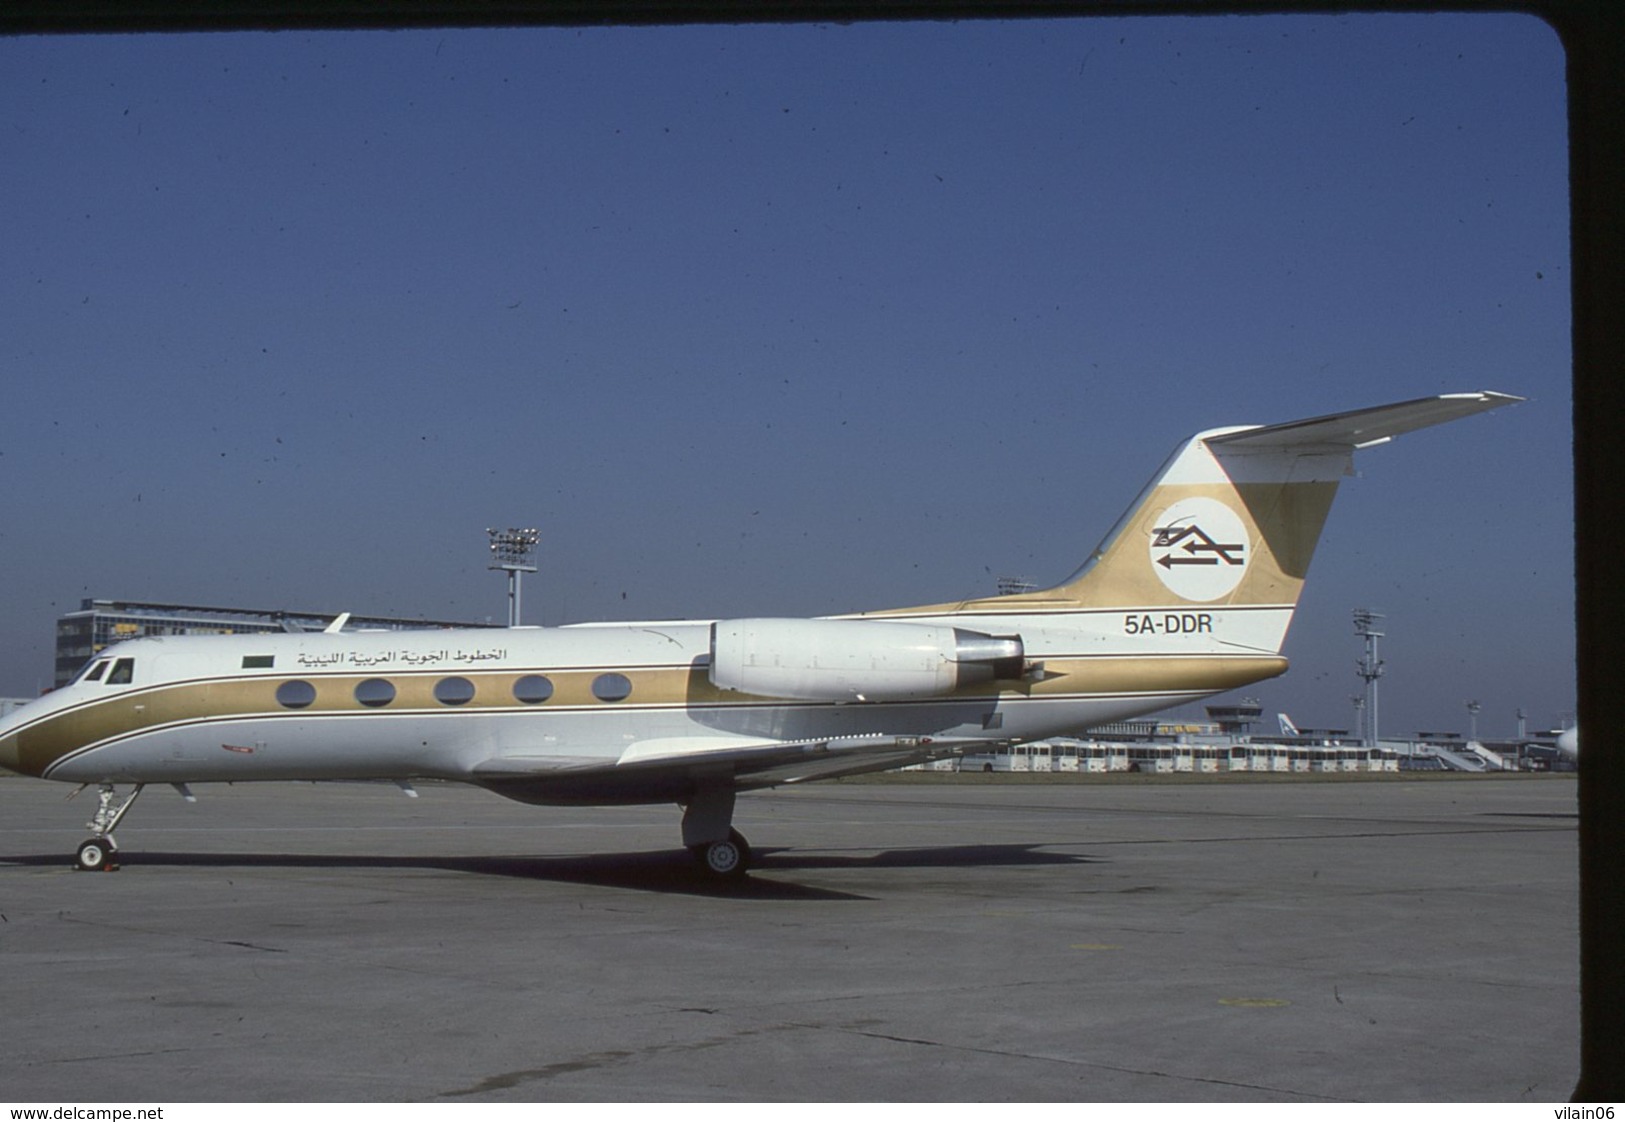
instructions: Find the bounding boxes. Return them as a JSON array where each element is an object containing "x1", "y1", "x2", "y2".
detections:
[
  {"x1": 75, "y1": 837, "x2": 117, "y2": 872},
  {"x1": 691, "y1": 829, "x2": 751, "y2": 878}
]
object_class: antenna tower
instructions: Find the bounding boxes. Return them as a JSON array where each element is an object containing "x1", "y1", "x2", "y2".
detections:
[{"x1": 1353, "y1": 609, "x2": 1385, "y2": 748}]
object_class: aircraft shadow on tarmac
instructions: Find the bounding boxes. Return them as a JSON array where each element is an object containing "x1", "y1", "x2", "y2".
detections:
[{"x1": 0, "y1": 843, "x2": 1098, "y2": 900}]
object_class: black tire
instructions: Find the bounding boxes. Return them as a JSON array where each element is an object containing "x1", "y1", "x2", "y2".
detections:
[
  {"x1": 692, "y1": 829, "x2": 751, "y2": 878},
  {"x1": 75, "y1": 838, "x2": 115, "y2": 872}
]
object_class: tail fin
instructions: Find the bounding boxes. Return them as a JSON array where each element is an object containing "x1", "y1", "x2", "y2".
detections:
[{"x1": 984, "y1": 391, "x2": 1520, "y2": 620}]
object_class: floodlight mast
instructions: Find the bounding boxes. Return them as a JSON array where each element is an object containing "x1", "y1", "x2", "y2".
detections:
[{"x1": 487, "y1": 528, "x2": 539, "y2": 627}]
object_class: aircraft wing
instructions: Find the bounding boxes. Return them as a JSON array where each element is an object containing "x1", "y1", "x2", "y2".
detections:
[
  {"x1": 1206, "y1": 390, "x2": 1522, "y2": 450},
  {"x1": 469, "y1": 734, "x2": 969, "y2": 806}
]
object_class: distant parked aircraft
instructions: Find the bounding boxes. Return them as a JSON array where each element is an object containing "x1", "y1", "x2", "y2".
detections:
[{"x1": 1556, "y1": 726, "x2": 1579, "y2": 761}]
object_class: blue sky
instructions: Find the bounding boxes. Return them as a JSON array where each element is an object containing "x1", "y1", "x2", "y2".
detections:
[{"x1": 0, "y1": 13, "x2": 1571, "y2": 737}]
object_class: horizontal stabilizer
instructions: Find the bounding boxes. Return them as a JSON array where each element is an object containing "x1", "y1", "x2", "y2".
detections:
[{"x1": 1207, "y1": 391, "x2": 1522, "y2": 450}]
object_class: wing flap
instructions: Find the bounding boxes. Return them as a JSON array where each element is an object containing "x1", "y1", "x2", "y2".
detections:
[{"x1": 470, "y1": 734, "x2": 971, "y2": 805}]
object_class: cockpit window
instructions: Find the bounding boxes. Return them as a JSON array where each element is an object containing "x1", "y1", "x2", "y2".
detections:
[
  {"x1": 106, "y1": 658, "x2": 135, "y2": 685},
  {"x1": 79, "y1": 659, "x2": 110, "y2": 683}
]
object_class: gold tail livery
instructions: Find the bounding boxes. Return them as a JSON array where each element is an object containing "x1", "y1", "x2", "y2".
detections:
[{"x1": 0, "y1": 392, "x2": 1520, "y2": 877}]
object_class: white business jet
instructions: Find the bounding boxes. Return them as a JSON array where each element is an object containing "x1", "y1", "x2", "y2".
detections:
[{"x1": 0, "y1": 391, "x2": 1519, "y2": 877}]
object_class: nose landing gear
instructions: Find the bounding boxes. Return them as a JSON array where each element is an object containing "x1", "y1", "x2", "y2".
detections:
[{"x1": 72, "y1": 783, "x2": 145, "y2": 872}]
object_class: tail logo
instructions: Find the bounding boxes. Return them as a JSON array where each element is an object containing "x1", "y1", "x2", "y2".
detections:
[{"x1": 1149, "y1": 497, "x2": 1250, "y2": 601}]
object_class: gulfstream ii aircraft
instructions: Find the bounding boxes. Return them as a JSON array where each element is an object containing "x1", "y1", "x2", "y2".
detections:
[{"x1": 0, "y1": 392, "x2": 1518, "y2": 877}]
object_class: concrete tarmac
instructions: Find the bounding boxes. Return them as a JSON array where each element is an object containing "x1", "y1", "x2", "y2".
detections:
[{"x1": 0, "y1": 773, "x2": 1578, "y2": 1102}]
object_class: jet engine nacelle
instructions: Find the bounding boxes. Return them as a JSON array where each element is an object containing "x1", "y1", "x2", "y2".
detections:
[{"x1": 709, "y1": 618, "x2": 1024, "y2": 702}]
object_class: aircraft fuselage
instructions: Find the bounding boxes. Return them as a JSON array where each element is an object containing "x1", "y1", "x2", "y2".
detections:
[{"x1": 1, "y1": 610, "x2": 1288, "y2": 800}]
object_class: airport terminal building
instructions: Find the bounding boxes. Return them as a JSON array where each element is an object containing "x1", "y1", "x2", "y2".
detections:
[{"x1": 54, "y1": 599, "x2": 491, "y2": 689}]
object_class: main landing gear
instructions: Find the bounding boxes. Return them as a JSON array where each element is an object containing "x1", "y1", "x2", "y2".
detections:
[
  {"x1": 72, "y1": 783, "x2": 145, "y2": 872},
  {"x1": 681, "y1": 787, "x2": 752, "y2": 879},
  {"x1": 690, "y1": 828, "x2": 752, "y2": 878}
]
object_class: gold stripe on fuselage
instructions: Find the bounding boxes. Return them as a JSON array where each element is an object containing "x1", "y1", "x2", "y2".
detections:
[{"x1": 0, "y1": 653, "x2": 1286, "y2": 779}]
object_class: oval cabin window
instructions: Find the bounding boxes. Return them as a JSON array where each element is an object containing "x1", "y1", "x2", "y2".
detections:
[
  {"x1": 434, "y1": 677, "x2": 476, "y2": 706},
  {"x1": 354, "y1": 678, "x2": 396, "y2": 708},
  {"x1": 512, "y1": 675, "x2": 554, "y2": 704},
  {"x1": 591, "y1": 673, "x2": 633, "y2": 702},
  {"x1": 276, "y1": 680, "x2": 317, "y2": 709}
]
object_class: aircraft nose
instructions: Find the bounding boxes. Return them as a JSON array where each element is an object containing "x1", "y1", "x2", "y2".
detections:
[
  {"x1": 0, "y1": 729, "x2": 22, "y2": 776},
  {"x1": 0, "y1": 701, "x2": 33, "y2": 775}
]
